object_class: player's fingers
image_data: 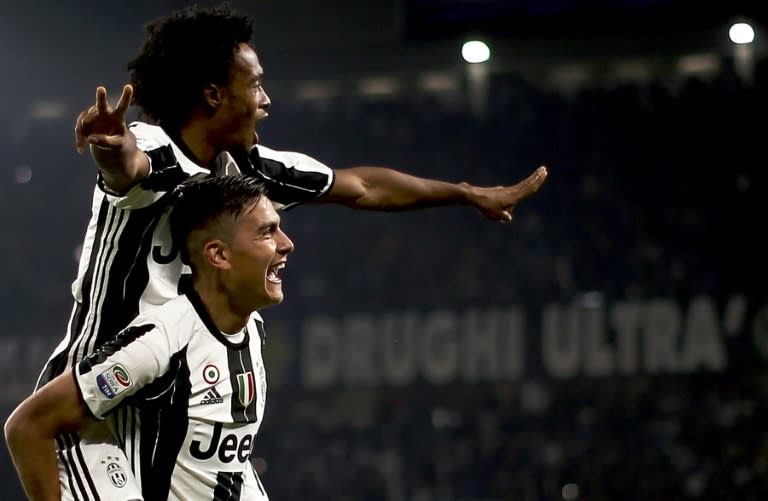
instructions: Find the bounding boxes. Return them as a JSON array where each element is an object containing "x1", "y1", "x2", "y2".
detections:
[
  {"x1": 95, "y1": 86, "x2": 109, "y2": 113},
  {"x1": 516, "y1": 166, "x2": 548, "y2": 197},
  {"x1": 525, "y1": 166, "x2": 548, "y2": 190},
  {"x1": 87, "y1": 134, "x2": 120, "y2": 151},
  {"x1": 115, "y1": 84, "x2": 133, "y2": 115}
]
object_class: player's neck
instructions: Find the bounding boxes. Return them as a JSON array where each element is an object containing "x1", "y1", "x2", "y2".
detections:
[
  {"x1": 176, "y1": 122, "x2": 220, "y2": 168},
  {"x1": 193, "y1": 280, "x2": 250, "y2": 335}
]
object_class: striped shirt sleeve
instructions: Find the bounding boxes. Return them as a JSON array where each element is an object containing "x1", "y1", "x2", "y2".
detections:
[
  {"x1": 75, "y1": 322, "x2": 173, "y2": 419},
  {"x1": 250, "y1": 145, "x2": 335, "y2": 209}
]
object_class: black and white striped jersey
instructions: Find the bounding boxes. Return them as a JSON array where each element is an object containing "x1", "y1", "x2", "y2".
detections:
[
  {"x1": 75, "y1": 287, "x2": 270, "y2": 501},
  {"x1": 36, "y1": 122, "x2": 334, "y2": 388}
]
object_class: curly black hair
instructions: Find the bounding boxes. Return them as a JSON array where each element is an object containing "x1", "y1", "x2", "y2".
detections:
[{"x1": 127, "y1": 3, "x2": 254, "y2": 131}]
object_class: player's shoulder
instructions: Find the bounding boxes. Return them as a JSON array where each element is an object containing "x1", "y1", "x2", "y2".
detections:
[
  {"x1": 128, "y1": 121, "x2": 171, "y2": 147},
  {"x1": 254, "y1": 143, "x2": 323, "y2": 167},
  {"x1": 129, "y1": 121, "x2": 210, "y2": 179},
  {"x1": 140, "y1": 295, "x2": 199, "y2": 332}
]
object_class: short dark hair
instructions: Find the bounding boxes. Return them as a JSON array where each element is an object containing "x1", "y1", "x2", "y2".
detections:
[
  {"x1": 127, "y1": 3, "x2": 254, "y2": 130},
  {"x1": 170, "y1": 174, "x2": 268, "y2": 266}
]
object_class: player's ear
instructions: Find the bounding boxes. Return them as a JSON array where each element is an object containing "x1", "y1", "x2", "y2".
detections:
[
  {"x1": 203, "y1": 84, "x2": 222, "y2": 109},
  {"x1": 203, "y1": 240, "x2": 231, "y2": 270}
]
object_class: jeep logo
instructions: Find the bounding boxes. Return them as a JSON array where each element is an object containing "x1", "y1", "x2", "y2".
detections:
[{"x1": 190, "y1": 422, "x2": 256, "y2": 463}]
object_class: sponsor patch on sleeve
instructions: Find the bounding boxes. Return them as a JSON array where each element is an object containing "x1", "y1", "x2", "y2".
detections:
[{"x1": 96, "y1": 364, "x2": 134, "y2": 399}]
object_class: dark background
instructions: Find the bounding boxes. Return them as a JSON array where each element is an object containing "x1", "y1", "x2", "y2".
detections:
[{"x1": 0, "y1": 1, "x2": 766, "y2": 499}]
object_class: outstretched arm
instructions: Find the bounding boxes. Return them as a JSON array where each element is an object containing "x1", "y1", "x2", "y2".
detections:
[
  {"x1": 4, "y1": 371, "x2": 92, "y2": 501},
  {"x1": 74, "y1": 84, "x2": 150, "y2": 195},
  {"x1": 318, "y1": 165, "x2": 548, "y2": 222}
]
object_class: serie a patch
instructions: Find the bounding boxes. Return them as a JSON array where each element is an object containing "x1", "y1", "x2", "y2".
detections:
[{"x1": 96, "y1": 364, "x2": 134, "y2": 399}]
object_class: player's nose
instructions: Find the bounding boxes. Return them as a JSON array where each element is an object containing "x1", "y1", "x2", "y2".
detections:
[{"x1": 276, "y1": 228, "x2": 293, "y2": 255}]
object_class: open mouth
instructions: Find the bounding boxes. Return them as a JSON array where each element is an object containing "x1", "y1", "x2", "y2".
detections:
[{"x1": 267, "y1": 262, "x2": 285, "y2": 284}]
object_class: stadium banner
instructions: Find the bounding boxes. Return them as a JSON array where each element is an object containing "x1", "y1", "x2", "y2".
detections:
[
  {"x1": 297, "y1": 294, "x2": 766, "y2": 389},
  {"x1": 4, "y1": 294, "x2": 766, "y2": 401}
]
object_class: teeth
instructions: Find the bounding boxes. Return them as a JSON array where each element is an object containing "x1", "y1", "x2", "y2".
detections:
[{"x1": 268, "y1": 263, "x2": 285, "y2": 282}]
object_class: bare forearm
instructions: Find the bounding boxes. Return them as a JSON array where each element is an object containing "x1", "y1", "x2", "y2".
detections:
[
  {"x1": 322, "y1": 164, "x2": 548, "y2": 222},
  {"x1": 5, "y1": 422, "x2": 61, "y2": 501},
  {"x1": 326, "y1": 166, "x2": 472, "y2": 210},
  {"x1": 4, "y1": 371, "x2": 93, "y2": 501}
]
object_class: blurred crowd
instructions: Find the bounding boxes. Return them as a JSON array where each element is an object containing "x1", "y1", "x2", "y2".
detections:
[
  {"x1": 259, "y1": 372, "x2": 768, "y2": 500},
  {"x1": 1, "y1": 55, "x2": 765, "y2": 499}
]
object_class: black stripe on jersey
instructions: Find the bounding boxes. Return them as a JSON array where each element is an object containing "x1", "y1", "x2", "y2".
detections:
[
  {"x1": 56, "y1": 435, "x2": 82, "y2": 500},
  {"x1": 112, "y1": 407, "x2": 127, "y2": 454},
  {"x1": 79, "y1": 197, "x2": 172, "y2": 363},
  {"x1": 139, "y1": 350, "x2": 191, "y2": 501},
  {"x1": 177, "y1": 273, "x2": 193, "y2": 295},
  {"x1": 95, "y1": 142, "x2": 179, "y2": 194},
  {"x1": 78, "y1": 323, "x2": 155, "y2": 375},
  {"x1": 57, "y1": 433, "x2": 100, "y2": 501},
  {"x1": 76, "y1": 195, "x2": 114, "y2": 343},
  {"x1": 72, "y1": 201, "x2": 103, "y2": 345},
  {"x1": 229, "y1": 147, "x2": 259, "y2": 177},
  {"x1": 61, "y1": 196, "x2": 114, "y2": 377},
  {"x1": 73, "y1": 201, "x2": 126, "y2": 364},
  {"x1": 35, "y1": 302, "x2": 84, "y2": 389},
  {"x1": 184, "y1": 286, "x2": 250, "y2": 349},
  {"x1": 110, "y1": 405, "x2": 141, "y2": 478},
  {"x1": 250, "y1": 148, "x2": 334, "y2": 205},
  {"x1": 66, "y1": 199, "x2": 125, "y2": 369},
  {"x1": 140, "y1": 145, "x2": 190, "y2": 192},
  {"x1": 227, "y1": 328, "x2": 258, "y2": 423},
  {"x1": 81, "y1": 202, "x2": 130, "y2": 358},
  {"x1": 213, "y1": 471, "x2": 244, "y2": 501},
  {"x1": 254, "y1": 320, "x2": 267, "y2": 345},
  {"x1": 98, "y1": 203, "x2": 164, "y2": 343},
  {"x1": 72, "y1": 434, "x2": 100, "y2": 500},
  {"x1": 260, "y1": 156, "x2": 334, "y2": 201}
]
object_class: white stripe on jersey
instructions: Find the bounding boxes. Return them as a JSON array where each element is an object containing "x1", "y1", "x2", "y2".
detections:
[
  {"x1": 56, "y1": 433, "x2": 100, "y2": 500},
  {"x1": 251, "y1": 144, "x2": 336, "y2": 209},
  {"x1": 109, "y1": 405, "x2": 145, "y2": 491},
  {"x1": 74, "y1": 202, "x2": 128, "y2": 367},
  {"x1": 256, "y1": 144, "x2": 335, "y2": 193}
]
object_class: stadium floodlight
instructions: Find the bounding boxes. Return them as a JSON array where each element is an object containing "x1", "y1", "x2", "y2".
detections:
[
  {"x1": 15, "y1": 165, "x2": 32, "y2": 184},
  {"x1": 729, "y1": 22, "x2": 755, "y2": 45},
  {"x1": 461, "y1": 40, "x2": 491, "y2": 63},
  {"x1": 729, "y1": 21, "x2": 757, "y2": 85}
]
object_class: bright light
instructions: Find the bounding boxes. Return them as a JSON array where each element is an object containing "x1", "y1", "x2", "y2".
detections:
[
  {"x1": 562, "y1": 483, "x2": 580, "y2": 500},
  {"x1": 14, "y1": 165, "x2": 32, "y2": 184},
  {"x1": 729, "y1": 23, "x2": 755, "y2": 44},
  {"x1": 462, "y1": 40, "x2": 490, "y2": 64},
  {"x1": 29, "y1": 100, "x2": 67, "y2": 120}
]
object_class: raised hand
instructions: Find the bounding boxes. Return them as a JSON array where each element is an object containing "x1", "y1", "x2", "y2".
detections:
[
  {"x1": 468, "y1": 165, "x2": 548, "y2": 222},
  {"x1": 75, "y1": 85, "x2": 134, "y2": 154}
]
